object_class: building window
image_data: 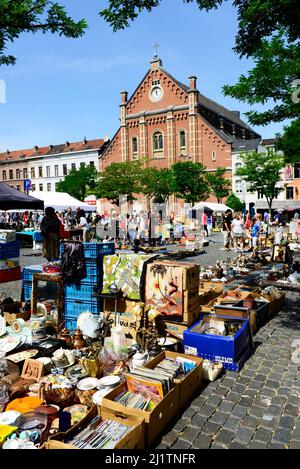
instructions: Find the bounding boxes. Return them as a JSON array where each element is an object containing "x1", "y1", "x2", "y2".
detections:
[
  {"x1": 47, "y1": 183, "x2": 51, "y2": 192},
  {"x1": 71, "y1": 163, "x2": 76, "y2": 171},
  {"x1": 38, "y1": 167, "x2": 43, "y2": 177},
  {"x1": 132, "y1": 137, "x2": 138, "y2": 158},
  {"x1": 294, "y1": 163, "x2": 300, "y2": 179},
  {"x1": 152, "y1": 80, "x2": 160, "y2": 86},
  {"x1": 9, "y1": 170, "x2": 13, "y2": 180},
  {"x1": 31, "y1": 184, "x2": 35, "y2": 192},
  {"x1": 257, "y1": 189, "x2": 264, "y2": 199},
  {"x1": 212, "y1": 151, "x2": 216, "y2": 162},
  {"x1": 235, "y1": 180, "x2": 243, "y2": 194},
  {"x1": 39, "y1": 183, "x2": 43, "y2": 191},
  {"x1": 63, "y1": 164, "x2": 68, "y2": 176},
  {"x1": 235, "y1": 162, "x2": 242, "y2": 170},
  {"x1": 179, "y1": 130, "x2": 186, "y2": 149},
  {"x1": 286, "y1": 187, "x2": 294, "y2": 200},
  {"x1": 89, "y1": 161, "x2": 95, "y2": 167},
  {"x1": 80, "y1": 162, "x2": 85, "y2": 169},
  {"x1": 31, "y1": 167, "x2": 35, "y2": 178},
  {"x1": 16, "y1": 169, "x2": 21, "y2": 180},
  {"x1": 2, "y1": 170, "x2": 6, "y2": 181},
  {"x1": 153, "y1": 132, "x2": 164, "y2": 152},
  {"x1": 54, "y1": 165, "x2": 59, "y2": 177},
  {"x1": 23, "y1": 168, "x2": 28, "y2": 179},
  {"x1": 46, "y1": 166, "x2": 50, "y2": 177}
]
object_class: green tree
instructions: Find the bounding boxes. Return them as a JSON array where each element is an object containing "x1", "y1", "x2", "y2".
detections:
[
  {"x1": 171, "y1": 161, "x2": 209, "y2": 204},
  {"x1": 56, "y1": 165, "x2": 98, "y2": 201},
  {"x1": 0, "y1": 0, "x2": 87, "y2": 65},
  {"x1": 95, "y1": 161, "x2": 143, "y2": 206},
  {"x1": 276, "y1": 118, "x2": 300, "y2": 164},
  {"x1": 205, "y1": 167, "x2": 231, "y2": 203},
  {"x1": 226, "y1": 193, "x2": 244, "y2": 212},
  {"x1": 236, "y1": 150, "x2": 285, "y2": 212},
  {"x1": 140, "y1": 167, "x2": 174, "y2": 204}
]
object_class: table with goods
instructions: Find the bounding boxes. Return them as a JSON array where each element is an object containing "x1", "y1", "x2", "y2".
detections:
[{"x1": 0, "y1": 234, "x2": 299, "y2": 450}]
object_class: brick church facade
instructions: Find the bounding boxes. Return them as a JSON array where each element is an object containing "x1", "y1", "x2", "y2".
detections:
[{"x1": 100, "y1": 55, "x2": 261, "y2": 200}]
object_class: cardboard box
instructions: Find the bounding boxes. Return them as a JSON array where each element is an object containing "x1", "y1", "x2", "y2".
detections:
[
  {"x1": 3, "y1": 302, "x2": 30, "y2": 325},
  {"x1": 0, "y1": 230, "x2": 16, "y2": 244},
  {"x1": 102, "y1": 380, "x2": 180, "y2": 445},
  {"x1": 144, "y1": 351, "x2": 203, "y2": 410},
  {"x1": 163, "y1": 321, "x2": 188, "y2": 340},
  {"x1": 183, "y1": 311, "x2": 253, "y2": 371},
  {"x1": 149, "y1": 261, "x2": 200, "y2": 290},
  {"x1": 46, "y1": 405, "x2": 145, "y2": 450}
]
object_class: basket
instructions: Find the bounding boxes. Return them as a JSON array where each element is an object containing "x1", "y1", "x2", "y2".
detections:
[
  {"x1": 0, "y1": 241, "x2": 20, "y2": 260},
  {"x1": 42, "y1": 386, "x2": 75, "y2": 408}
]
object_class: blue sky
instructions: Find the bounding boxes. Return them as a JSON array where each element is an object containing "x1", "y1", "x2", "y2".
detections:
[{"x1": 0, "y1": 0, "x2": 288, "y2": 152}]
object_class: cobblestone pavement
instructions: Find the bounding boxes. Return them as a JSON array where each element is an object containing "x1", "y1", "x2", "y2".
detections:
[{"x1": 155, "y1": 292, "x2": 300, "y2": 449}]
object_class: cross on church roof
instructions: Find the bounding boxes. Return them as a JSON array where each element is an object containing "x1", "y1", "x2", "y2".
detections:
[{"x1": 153, "y1": 42, "x2": 160, "y2": 58}]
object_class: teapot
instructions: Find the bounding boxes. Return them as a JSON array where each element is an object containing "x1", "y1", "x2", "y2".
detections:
[
  {"x1": 57, "y1": 323, "x2": 73, "y2": 348},
  {"x1": 72, "y1": 328, "x2": 85, "y2": 350},
  {"x1": 77, "y1": 312, "x2": 102, "y2": 339}
]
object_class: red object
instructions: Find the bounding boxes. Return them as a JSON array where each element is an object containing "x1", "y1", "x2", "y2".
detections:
[{"x1": 0, "y1": 266, "x2": 22, "y2": 283}]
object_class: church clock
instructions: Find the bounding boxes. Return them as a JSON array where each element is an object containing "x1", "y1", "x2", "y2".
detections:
[{"x1": 150, "y1": 85, "x2": 163, "y2": 102}]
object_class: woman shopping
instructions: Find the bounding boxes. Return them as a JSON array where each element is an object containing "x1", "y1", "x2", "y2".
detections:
[{"x1": 40, "y1": 207, "x2": 61, "y2": 262}]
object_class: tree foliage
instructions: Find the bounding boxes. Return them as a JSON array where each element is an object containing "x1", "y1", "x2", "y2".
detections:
[
  {"x1": 95, "y1": 161, "x2": 143, "y2": 206},
  {"x1": 140, "y1": 167, "x2": 173, "y2": 203},
  {"x1": 0, "y1": 0, "x2": 87, "y2": 65},
  {"x1": 56, "y1": 164, "x2": 98, "y2": 202},
  {"x1": 205, "y1": 167, "x2": 231, "y2": 203},
  {"x1": 276, "y1": 117, "x2": 300, "y2": 164},
  {"x1": 171, "y1": 161, "x2": 209, "y2": 204},
  {"x1": 236, "y1": 150, "x2": 285, "y2": 211},
  {"x1": 226, "y1": 193, "x2": 244, "y2": 212}
]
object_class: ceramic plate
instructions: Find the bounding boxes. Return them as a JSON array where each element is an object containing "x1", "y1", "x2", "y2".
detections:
[
  {"x1": 6, "y1": 349, "x2": 38, "y2": 363},
  {"x1": 97, "y1": 375, "x2": 120, "y2": 387},
  {"x1": 77, "y1": 377, "x2": 99, "y2": 391},
  {"x1": 0, "y1": 335, "x2": 20, "y2": 353},
  {"x1": 92, "y1": 389, "x2": 111, "y2": 405},
  {"x1": 0, "y1": 411, "x2": 20, "y2": 425}
]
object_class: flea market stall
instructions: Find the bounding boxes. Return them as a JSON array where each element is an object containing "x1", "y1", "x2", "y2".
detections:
[{"x1": 0, "y1": 229, "x2": 299, "y2": 449}]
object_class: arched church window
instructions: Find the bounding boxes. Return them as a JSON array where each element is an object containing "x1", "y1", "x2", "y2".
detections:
[{"x1": 153, "y1": 132, "x2": 163, "y2": 151}]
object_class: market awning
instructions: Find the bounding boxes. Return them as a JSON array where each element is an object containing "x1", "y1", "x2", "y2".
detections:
[
  {"x1": 192, "y1": 202, "x2": 231, "y2": 212},
  {"x1": 29, "y1": 191, "x2": 95, "y2": 212},
  {"x1": 0, "y1": 182, "x2": 44, "y2": 210}
]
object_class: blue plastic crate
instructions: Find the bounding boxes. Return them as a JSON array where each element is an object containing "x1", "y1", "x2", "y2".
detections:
[
  {"x1": 22, "y1": 265, "x2": 43, "y2": 282},
  {"x1": 63, "y1": 298, "x2": 100, "y2": 319},
  {"x1": 63, "y1": 317, "x2": 78, "y2": 332},
  {"x1": 0, "y1": 241, "x2": 20, "y2": 260},
  {"x1": 84, "y1": 260, "x2": 102, "y2": 284},
  {"x1": 64, "y1": 281, "x2": 98, "y2": 302},
  {"x1": 60, "y1": 242, "x2": 115, "y2": 259},
  {"x1": 22, "y1": 281, "x2": 32, "y2": 302}
]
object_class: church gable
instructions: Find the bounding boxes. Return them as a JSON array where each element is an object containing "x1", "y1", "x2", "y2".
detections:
[{"x1": 126, "y1": 66, "x2": 189, "y2": 116}]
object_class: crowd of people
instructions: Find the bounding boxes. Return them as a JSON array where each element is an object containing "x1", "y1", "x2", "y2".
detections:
[{"x1": 221, "y1": 208, "x2": 300, "y2": 252}]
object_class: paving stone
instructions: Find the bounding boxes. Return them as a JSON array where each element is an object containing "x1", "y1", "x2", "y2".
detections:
[
  {"x1": 201, "y1": 421, "x2": 221, "y2": 437},
  {"x1": 210, "y1": 411, "x2": 228, "y2": 425},
  {"x1": 214, "y1": 385, "x2": 230, "y2": 397},
  {"x1": 233, "y1": 427, "x2": 254, "y2": 445},
  {"x1": 232, "y1": 383, "x2": 246, "y2": 394},
  {"x1": 287, "y1": 395, "x2": 300, "y2": 406},
  {"x1": 272, "y1": 428, "x2": 292, "y2": 445},
  {"x1": 190, "y1": 396, "x2": 207, "y2": 409},
  {"x1": 268, "y1": 442, "x2": 288, "y2": 449},
  {"x1": 260, "y1": 416, "x2": 279, "y2": 431},
  {"x1": 249, "y1": 440, "x2": 268, "y2": 449},
  {"x1": 229, "y1": 442, "x2": 247, "y2": 449},
  {"x1": 226, "y1": 392, "x2": 241, "y2": 403},
  {"x1": 238, "y1": 397, "x2": 253, "y2": 407},
  {"x1": 248, "y1": 406, "x2": 265, "y2": 418},
  {"x1": 190, "y1": 414, "x2": 207, "y2": 428},
  {"x1": 180, "y1": 426, "x2": 200, "y2": 444},
  {"x1": 271, "y1": 396, "x2": 287, "y2": 406},
  {"x1": 277, "y1": 387, "x2": 289, "y2": 396},
  {"x1": 238, "y1": 376, "x2": 251, "y2": 385},
  {"x1": 221, "y1": 377, "x2": 236, "y2": 388},
  {"x1": 210, "y1": 441, "x2": 228, "y2": 449},
  {"x1": 241, "y1": 415, "x2": 260, "y2": 430},
  {"x1": 192, "y1": 435, "x2": 212, "y2": 449},
  {"x1": 253, "y1": 427, "x2": 273, "y2": 443},
  {"x1": 181, "y1": 407, "x2": 197, "y2": 419},
  {"x1": 198, "y1": 403, "x2": 216, "y2": 419},
  {"x1": 243, "y1": 389, "x2": 258, "y2": 399},
  {"x1": 200, "y1": 386, "x2": 215, "y2": 397},
  {"x1": 248, "y1": 381, "x2": 264, "y2": 391},
  {"x1": 284, "y1": 403, "x2": 299, "y2": 417},
  {"x1": 278, "y1": 415, "x2": 296, "y2": 431},
  {"x1": 254, "y1": 374, "x2": 267, "y2": 382},
  {"x1": 260, "y1": 387, "x2": 276, "y2": 398},
  {"x1": 232, "y1": 405, "x2": 248, "y2": 419},
  {"x1": 172, "y1": 419, "x2": 189, "y2": 433},
  {"x1": 291, "y1": 428, "x2": 300, "y2": 440},
  {"x1": 172, "y1": 439, "x2": 191, "y2": 449},
  {"x1": 156, "y1": 443, "x2": 169, "y2": 449},
  {"x1": 218, "y1": 401, "x2": 235, "y2": 413},
  {"x1": 162, "y1": 430, "x2": 178, "y2": 447},
  {"x1": 214, "y1": 429, "x2": 235, "y2": 445},
  {"x1": 223, "y1": 416, "x2": 240, "y2": 432},
  {"x1": 206, "y1": 394, "x2": 223, "y2": 407},
  {"x1": 289, "y1": 440, "x2": 300, "y2": 449},
  {"x1": 264, "y1": 405, "x2": 282, "y2": 417}
]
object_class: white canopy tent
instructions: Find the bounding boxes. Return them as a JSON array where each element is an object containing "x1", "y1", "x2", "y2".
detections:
[
  {"x1": 192, "y1": 202, "x2": 231, "y2": 212},
  {"x1": 28, "y1": 192, "x2": 95, "y2": 212}
]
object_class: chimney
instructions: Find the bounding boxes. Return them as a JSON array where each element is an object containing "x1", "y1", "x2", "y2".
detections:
[
  {"x1": 34, "y1": 146, "x2": 38, "y2": 152},
  {"x1": 6, "y1": 149, "x2": 10, "y2": 156},
  {"x1": 83, "y1": 137, "x2": 87, "y2": 145},
  {"x1": 120, "y1": 91, "x2": 128, "y2": 104},
  {"x1": 150, "y1": 57, "x2": 163, "y2": 71},
  {"x1": 49, "y1": 144, "x2": 53, "y2": 150},
  {"x1": 189, "y1": 76, "x2": 197, "y2": 90},
  {"x1": 65, "y1": 141, "x2": 70, "y2": 148}
]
